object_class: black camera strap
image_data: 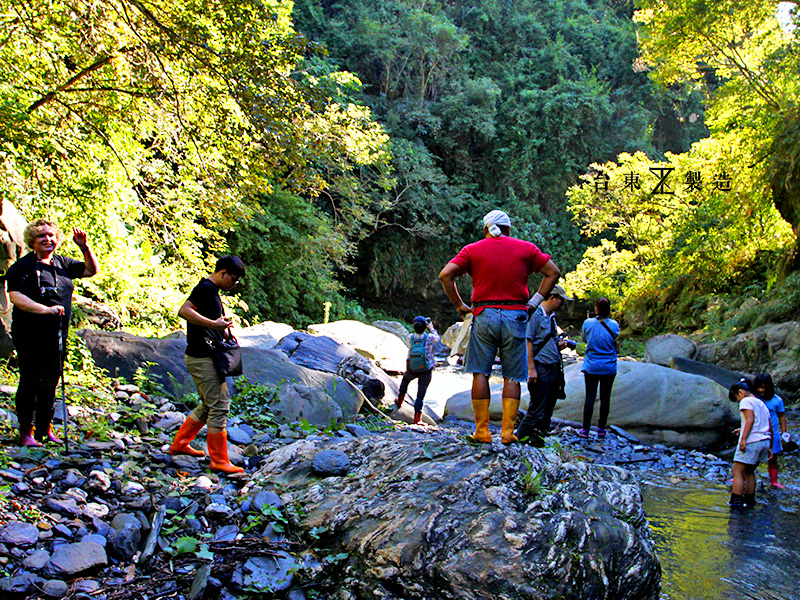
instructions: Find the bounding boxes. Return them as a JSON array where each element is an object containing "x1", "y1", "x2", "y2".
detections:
[
  {"x1": 598, "y1": 319, "x2": 619, "y2": 353},
  {"x1": 35, "y1": 260, "x2": 58, "y2": 291},
  {"x1": 530, "y1": 315, "x2": 557, "y2": 359}
]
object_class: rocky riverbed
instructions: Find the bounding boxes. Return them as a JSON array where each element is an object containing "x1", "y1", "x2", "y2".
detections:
[{"x1": 0, "y1": 375, "x2": 794, "y2": 600}]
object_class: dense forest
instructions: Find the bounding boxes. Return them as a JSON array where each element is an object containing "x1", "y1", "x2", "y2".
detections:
[{"x1": 1, "y1": 0, "x2": 798, "y2": 337}]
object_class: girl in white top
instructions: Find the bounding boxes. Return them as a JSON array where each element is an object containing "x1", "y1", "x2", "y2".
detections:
[{"x1": 728, "y1": 380, "x2": 772, "y2": 509}]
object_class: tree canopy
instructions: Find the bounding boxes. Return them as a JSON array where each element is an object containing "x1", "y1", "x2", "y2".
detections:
[
  {"x1": 565, "y1": 1, "x2": 799, "y2": 332},
  {"x1": 1, "y1": 0, "x2": 390, "y2": 328}
]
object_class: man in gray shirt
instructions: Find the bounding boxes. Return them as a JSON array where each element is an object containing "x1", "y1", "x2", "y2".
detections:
[{"x1": 515, "y1": 285, "x2": 572, "y2": 446}]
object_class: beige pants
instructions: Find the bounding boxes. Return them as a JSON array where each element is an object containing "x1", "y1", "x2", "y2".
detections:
[{"x1": 185, "y1": 355, "x2": 230, "y2": 430}]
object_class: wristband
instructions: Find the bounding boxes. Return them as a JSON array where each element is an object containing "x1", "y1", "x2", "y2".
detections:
[{"x1": 527, "y1": 292, "x2": 545, "y2": 310}]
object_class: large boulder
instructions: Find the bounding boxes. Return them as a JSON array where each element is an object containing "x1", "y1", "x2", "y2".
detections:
[
  {"x1": 237, "y1": 321, "x2": 295, "y2": 350},
  {"x1": 441, "y1": 314, "x2": 471, "y2": 356},
  {"x1": 444, "y1": 361, "x2": 738, "y2": 448},
  {"x1": 269, "y1": 383, "x2": 343, "y2": 427},
  {"x1": 557, "y1": 361, "x2": 738, "y2": 448},
  {"x1": 371, "y1": 320, "x2": 410, "y2": 347},
  {"x1": 78, "y1": 330, "x2": 190, "y2": 391},
  {"x1": 644, "y1": 334, "x2": 696, "y2": 366},
  {"x1": 266, "y1": 433, "x2": 661, "y2": 600},
  {"x1": 307, "y1": 320, "x2": 408, "y2": 373},
  {"x1": 695, "y1": 321, "x2": 800, "y2": 395},
  {"x1": 275, "y1": 331, "x2": 398, "y2": 400},
  {"x1": 669, "y1": 357, "x2": 751, "y2": 391},
  {"x1": 77, "y1": 330, "x2": 366, "y2": 420}
]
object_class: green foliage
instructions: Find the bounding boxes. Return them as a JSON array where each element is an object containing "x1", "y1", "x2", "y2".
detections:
[
  {"x1": 0, "y1": 0, "x2": 391, "y2": 333},
  {"x1": 566, "y1": 143, "x2": 795, "y2": 329},
  {"x1": 520, "y1": 457, "x2": 551, "y2": 498},
  {"x1": 293, "y1": 0, "x2": 684, "y2": 310},
  {"x1": 229, "y1": 378, "x2": 279, "y2": 429},
  {"x1": 556, "y1": 2, "x2": 800, "y2": 332},
  {"x1": 563, "y1": 240, "x2": 638, "y2": 306}
]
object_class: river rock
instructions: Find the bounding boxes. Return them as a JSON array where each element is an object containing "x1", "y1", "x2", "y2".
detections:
[
  {"x1": 23, "y1": 549, "x2": 51, "y2": 570},
  {"x1": 42, "y1": 579, "x2": 69, "y2": 598},
  {"x1": 441, "y1": 315, "x2": 471, "y2": 356},
  {"x1": 0, "y1": 573, "x2": 46, "y2": 595},
  {"x1": 695, "y1": 321, "x2": 800, "y2": 394},
  {"x1": 444, "y1": 361, "x2": 738, "y2": 448},
  {"x1": 44, "y1": 496, "x2": 81, "y2": 518},
  {"x1": 78, "y1": 329, "x2": 372, "y2": 419},
  {"x1": 306, "y1": 320, "x2": 409, "y2": 373},
  {"x1": 557, "y1": 361, "x2": 738, "y2": 448},
  {"x1": 153, "y1": 411, "x2": 186, "y2": 431},
  {"x1": 108, "y1": 514, "x2": 143, "y2": 562},
  {"x1": 371, "y1": 320, "x2": 410, "y2": 346},
  {"x1": 0, "y1": 521, "x2": 40, "y2": 547},
  {"x1": 231, "y1": 553, "x2": 296, "y2": 593},
  {"x1": 250, "y1": 490, "x2": 284, "y2": 513},
  {"x1": 270, "y1": 432, "x2": 660, "y2": 600},
  {"x1": 227, "y1": 426, "x2": 253, "y2": 445},
  {"x1": 240, "y1": 347, "x2": 368, "y2": 420},
  {"x1": 645, "y1": 334, "x2": 697, "y2": 366},
  {"x1": 271, "y1": 383, "x2": 343, "y2": 427},
  {"x1": 44, "y1": 541, "x2": 108, "y2": 577},
  {"x1": 78, "y1": 330, "x2": 192, "y2": 393},
  {"x1": 310, "y1": 449, "x2": 350, "y2": 476}
]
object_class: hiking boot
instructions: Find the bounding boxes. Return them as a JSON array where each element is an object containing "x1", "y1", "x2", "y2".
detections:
[{"x1": 577, "y1": 428, "x2": 589, "y2": 439}]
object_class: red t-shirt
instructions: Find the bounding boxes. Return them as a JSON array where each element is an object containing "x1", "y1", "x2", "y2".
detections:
[{"x1": 449, "y1": 236, "x2": 551, "y2": 316}]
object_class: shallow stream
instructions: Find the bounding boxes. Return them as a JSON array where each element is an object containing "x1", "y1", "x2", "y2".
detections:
[{"x1": 642, "y1": 452, "x2": 800, "y2": 600}]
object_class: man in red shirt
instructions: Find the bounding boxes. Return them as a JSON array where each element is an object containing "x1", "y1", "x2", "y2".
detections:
[{"x1": 439, "y1": 210, "x2": 560, "y2": 443}]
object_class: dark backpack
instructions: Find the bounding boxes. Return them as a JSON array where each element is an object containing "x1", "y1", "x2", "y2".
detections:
[{"x1": 408, "y1": 333, "x2": 432, "y2": 372}]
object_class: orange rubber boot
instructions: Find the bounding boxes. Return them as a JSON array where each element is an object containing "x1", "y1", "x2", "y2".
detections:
[
  {"x1": 169, "y1": 416, "x2": 206, "y2": 457},
  {"x1": 471, "y1": 399, "x2": 492, "y2": 443},
  {"x1": 207, "y1": 430, "x2": 244, "y2": 474},
  {"x1": 501, "y1": 397, "x2": 520, "y2": 444}
]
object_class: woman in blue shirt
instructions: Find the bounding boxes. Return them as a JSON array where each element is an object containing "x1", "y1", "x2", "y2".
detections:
[{"x1": 579, "y1": 298, "x2": 619, "y2": 439}]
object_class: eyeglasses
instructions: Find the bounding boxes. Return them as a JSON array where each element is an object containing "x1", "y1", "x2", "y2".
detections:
[{"x1": 226, "y1": 272, "x2": 242, "y2": 285}]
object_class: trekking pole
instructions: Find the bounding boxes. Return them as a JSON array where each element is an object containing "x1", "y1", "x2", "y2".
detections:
[{"x1": 58, "y1": 314, "x2": 69, "y2": 453}]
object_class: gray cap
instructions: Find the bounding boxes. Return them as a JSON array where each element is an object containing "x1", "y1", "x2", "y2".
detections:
[{"x1": 549, "y1": 284, "x2": 573, "y2": 301}]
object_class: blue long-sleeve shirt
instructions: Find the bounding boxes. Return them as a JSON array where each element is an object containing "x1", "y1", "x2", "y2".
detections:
[{"x1": 581, "y1": 317, "x2": 619, "y2": 375}]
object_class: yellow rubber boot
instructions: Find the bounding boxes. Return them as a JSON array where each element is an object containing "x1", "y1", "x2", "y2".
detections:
[
  {"x1": 471, "y1": 398, "x2": 493, "y2": 443},
  {"x1": 169, "y1": 415, "x2": 206, "y2": 457},
  {"x1": 207, "y1": 430, "x2": 245, "y2": 474},
  {"x1": 501, "y1": 397, "x2": 520, "y2": 444}
]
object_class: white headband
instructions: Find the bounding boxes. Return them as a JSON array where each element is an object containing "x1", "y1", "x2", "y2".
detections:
[{"x1": 483, "y1": 210, "x2": 511, "y2": 237}]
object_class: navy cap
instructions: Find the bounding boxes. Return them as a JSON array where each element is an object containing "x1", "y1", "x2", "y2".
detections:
[{"x1": 413, "y1": 316, "x2": 427, "y2": 326}]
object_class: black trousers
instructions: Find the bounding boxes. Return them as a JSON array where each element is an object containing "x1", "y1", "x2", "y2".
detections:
[
  {"x1": 13, "y1": 328, "x2": 63, "y2": 432},
  {"x1": 516, "y1": 361, "x2": 561, "y2": 444},
  {"x1": 582, "y1": 372, "x2": 616, "y2": 431},
  {"x1": 399, "y1": 369, "x2": 433, "y2": 413}
]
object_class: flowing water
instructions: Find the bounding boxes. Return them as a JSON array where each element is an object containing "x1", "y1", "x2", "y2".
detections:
[{"x1": 642, "y1": 455, "x2": 800, "y2": 600}]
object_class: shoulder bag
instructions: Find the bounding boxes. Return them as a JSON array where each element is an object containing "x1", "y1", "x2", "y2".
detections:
[{"x1": 210, "y1": 336, "x2": 243, "y2": 377}]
